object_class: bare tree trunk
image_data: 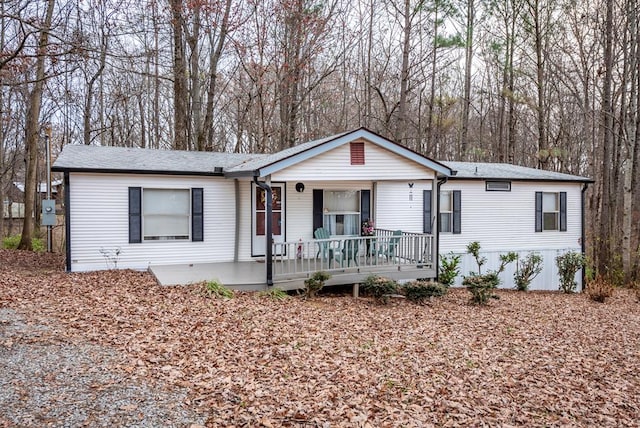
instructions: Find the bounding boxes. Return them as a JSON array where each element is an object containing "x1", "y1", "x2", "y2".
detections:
[
  {"x1": 396, "y1": 0, "x2": 411, "y2": 144},
  {"x1": 199, "y1": 0, "x2": 232, "y2": 151},
  {"x1": 170, "y1": 0, "x2": 188, "y2": 150},
  {"x1": 597, "y1": 0, "x2": 615, "y2": 273},
  {"x1": 83, "y1": 30, "x2": 108, "y2": 145},
  {"x1": 19, "y1": 0, "x2": 55, "y2": 250},
  {"x1": 460, "y1": 0, "x2": 475, "y2": 158}
]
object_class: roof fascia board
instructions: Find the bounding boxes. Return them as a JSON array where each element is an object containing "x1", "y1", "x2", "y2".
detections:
[
  {"x1": 257, "y1": 129, "x2": 452, "y2": 177},
  {"x1": 51, "y1": 166, "x2": 224, "y2": 177},
  {"x1": 446, "y1": 176, "x2": 594, "y2": 183}
]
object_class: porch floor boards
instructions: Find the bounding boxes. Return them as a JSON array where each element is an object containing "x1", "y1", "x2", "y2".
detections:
[{"x1": 149, "y1": 259, "x2": 436, "y2": 291}]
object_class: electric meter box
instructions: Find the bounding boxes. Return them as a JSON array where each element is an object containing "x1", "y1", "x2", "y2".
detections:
[{"x1": 41, "y1": 199, "x2": 56, "y2": 226}]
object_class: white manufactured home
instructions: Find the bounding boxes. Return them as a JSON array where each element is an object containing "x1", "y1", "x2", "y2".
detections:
[
  {"x1": 439, "y1": 162, "x2": 591, "y2": 291},
  {"x1": 52, "y1": 128, "x2": 592, "y2": 291}
]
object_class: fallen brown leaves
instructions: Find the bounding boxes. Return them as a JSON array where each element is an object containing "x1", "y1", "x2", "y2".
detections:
[{"x1": 1, "y1": 249, "x2": 640, "y2": 426}]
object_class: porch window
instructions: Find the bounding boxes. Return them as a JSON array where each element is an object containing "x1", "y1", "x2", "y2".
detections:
[
  {"x1": 143, "y1": 189, "x2": 190, "y2": 240},
  {"x1": 323, "y1": 190, "x2": 360, "y2": 235},
  {"x1": 440, "y1": 191, "x2": 453, "y2": 233}
]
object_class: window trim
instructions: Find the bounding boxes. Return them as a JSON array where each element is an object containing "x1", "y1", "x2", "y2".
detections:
[
  {"x1": 142, "y1": 188, "x2": 192, "y2": 242},
  {"x1": 485, "y1": 180, "x2": 511, "y2": 192},
  {"x1": 542, "y1": 192, "x2": 559, "y2": 232},
  {"x1": 323, "y1": 189, "x2": 361, "y2": 236},
  {"x1": 439, "y1": 191, "x2": 453, "y2": 233}
]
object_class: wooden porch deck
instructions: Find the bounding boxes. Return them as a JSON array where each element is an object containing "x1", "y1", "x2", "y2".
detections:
[
  {"x1": 149, "y1": 258, "x2": 437, "y2": 291},
  {"x1": 150, "y1": 231, "x2": 436, "y2": 291}
]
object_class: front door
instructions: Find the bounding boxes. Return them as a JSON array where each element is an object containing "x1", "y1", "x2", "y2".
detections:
[{"x1": 252, "y1": 183, "x2": 285, "y2": 256}]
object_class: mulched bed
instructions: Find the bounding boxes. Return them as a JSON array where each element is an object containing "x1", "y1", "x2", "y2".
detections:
[{"x1": 1, "y1": 249, "x2": 639, "y2": 426}]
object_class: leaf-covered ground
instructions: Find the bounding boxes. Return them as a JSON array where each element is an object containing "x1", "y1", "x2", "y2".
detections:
[{"x1": 1, "y1": 249, "x2": 639, "y2": 426}]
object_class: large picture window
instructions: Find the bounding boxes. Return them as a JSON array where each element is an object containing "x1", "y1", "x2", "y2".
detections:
[
  {"x1": 143, "y1": 189, "x2": 190, "y2": 240},
  {"x1": 323, "y1": 190, "x2": 360, "y2": 235}
]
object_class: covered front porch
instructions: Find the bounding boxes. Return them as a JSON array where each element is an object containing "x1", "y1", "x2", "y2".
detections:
[{"x1": 150, "y1": 230, "x2": 436, "y2": 290}]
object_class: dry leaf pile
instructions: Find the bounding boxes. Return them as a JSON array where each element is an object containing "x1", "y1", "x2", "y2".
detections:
[{"x1": 1, "y1": 249, "x2": 639, "y2": 426}]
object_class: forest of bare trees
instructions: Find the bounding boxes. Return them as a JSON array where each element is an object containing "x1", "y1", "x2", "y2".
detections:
[{"x1": 1, "y1": 0, "x2": 638, "y2": 283}]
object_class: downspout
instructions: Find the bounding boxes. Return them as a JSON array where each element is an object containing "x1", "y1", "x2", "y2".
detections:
[
  {"x1": 64, "y1": 171, "x2": 71, "y2": 272},
  {"x1": 435, "y1": 176, "x2": 448, "y2": 282},
  {"x1": 581, "y1": 182, "x2": 590, "y2": 291},
  {"x1": 253, "y1": 174, "x2": 273, "y2": 287}
]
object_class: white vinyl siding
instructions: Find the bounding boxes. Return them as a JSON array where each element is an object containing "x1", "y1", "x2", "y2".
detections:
[
  {"x1": 270, "y1": 140, "x2": 435, "y2": 182},
  {"x1": 68, "y1": 173, "x2": 235, "y2": 271},
  {"x1": 375, "y1": 181, "x2": 433, "y2": 234},
  {"x1": 439, "y1": 180, "x2": 583, "y2": 291}
]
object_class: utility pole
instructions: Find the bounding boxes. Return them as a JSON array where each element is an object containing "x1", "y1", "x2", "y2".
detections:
[{"x1": 45, "y1": 125, "x2": 53, "y2": 252}]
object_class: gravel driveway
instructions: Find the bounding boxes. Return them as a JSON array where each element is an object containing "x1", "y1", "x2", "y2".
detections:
[{"x1": 0, "y1": 308, "x2": 206, "y2": 427}]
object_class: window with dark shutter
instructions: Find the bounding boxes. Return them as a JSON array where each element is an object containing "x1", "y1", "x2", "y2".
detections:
[
  {"x1": 452, "y1": 190, "x2": 461, "y2": 234},
  {"x1": 423, "y1": 190, "x2": 432, "y2": 234},
  {"x1": 192, "y1": 188, "x2": 204, "y2": 241},
  {"x1": 312, "y1": 189, "x2": 323, "y2": 233},
  {"x1": 350, "y1": 142, "x2": 365, "y2": 165},
  {"x1": 129, "y1": 187, "x2": 142, "y2": 243}
]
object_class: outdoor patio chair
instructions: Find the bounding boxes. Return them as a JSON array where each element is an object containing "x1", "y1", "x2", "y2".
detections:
[
  {"x1": 314, "y1": 227, "x2": 333, "y2": 261},
  {"x1": 334, "y1": 239, "x2": 360, "y2": 267},
  {"x1": 376, "y1": 230, "x2": 402, "y2": 262}
]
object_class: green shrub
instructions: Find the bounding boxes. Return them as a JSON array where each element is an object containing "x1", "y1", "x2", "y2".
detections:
[
  {"x1": 466, "y1": 241, "x2": 486, "y2": 274},
  {"x1": 202, "y1": 280, "x2": 234, "y2": 299},
  {"x1": 464, "y1": 242, "x2": 516, "y2": 305},
  {"x1": 586, "y1": 275, "x2": 614, "y2": 303},
  {"x1": 258, "y1": 287, "x2": 289, "y2": 300},
  {"x1": 556, "y1": 251, "x2": 585, "y2": 293},
  {"x1": 304, "y1": 271, "x2": 331, "y2": 298},
  {"x1": 514, "y1": 252, "x2": 543, "y2": 291},
  {"x1": 463, "y1": 272, "x2": 500, "y2": 305},
  {"x1": 362, "y1": 275, "x2": 398, "y2": 304},
  {"x1": 2, "y1": 235, "x2": 45, "y2": 252},
  {"x1": 439, "y1": 253, "x2": 461, "y2": 287},
  {"x1": 403, "y1": 280, "x2": 447, "y2": 304}
]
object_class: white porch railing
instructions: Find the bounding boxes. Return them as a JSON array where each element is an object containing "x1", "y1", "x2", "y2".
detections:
[{"x1": 271, "y1": 229, "x2": 434, "y2": 280}]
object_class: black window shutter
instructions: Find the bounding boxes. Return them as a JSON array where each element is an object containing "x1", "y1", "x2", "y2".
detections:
[
  {"x1": 313, "y1": 189, "x2": 323, "y2": 233},
  {"x1": 452, "y1": 190, "x2": 461, "y2": 234},
  {"x1": 360, "y1": 189, "x2": 371, "y2": 227},
  {"x1": 535, "y1": 191, "x2": 543, "y2": 232},
  {"x1": 559, "y1": 191, "x2": 567, "y2": 232},
  {"x1": 423, "y1": 190, "x2": 432, "y2": 234},
  {"x1": 128, "y1": 187, "x2": 141, "y2": 243},
  {"x1": 192, "y1": 188, "x2": 204, "y2": 241}
]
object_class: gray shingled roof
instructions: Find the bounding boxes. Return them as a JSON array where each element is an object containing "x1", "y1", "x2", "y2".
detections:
[
  {"x1": 52, "y1": 140, "x2": 592, "y2": 183},
  {"x1": 442, "y1": 161, "x2": 592, "y2": 182},
  {"x1": 52, "y1": 144, "x2": 264, "y2": 175},
  {"x1": 225, "y1": 131, "x2": 351, "y2": 173}
]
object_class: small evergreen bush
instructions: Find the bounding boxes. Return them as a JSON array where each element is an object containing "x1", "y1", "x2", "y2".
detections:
[
  {"x1": 202, "y1": 280, "x2": 234, "y2": 299},
  {"x1": 438, "y1": 253, "x2": 461, "y2": 287},
  {"x1": 556, "y1": 251, "x2": 585, "y2": 293},
  {"x1": 304, "y1": 271, "x2": 331, "y2": 298},
  {"x1": 403, "y1": 280, "x2": 447, "y2": 304},
  {"x1": 464, "y1": 241, "x2": 516, "y2": 305},
  {"x1": 362, "y1": 275, "x2": 398, "y2": 304},
  {"x1": 463, "y1": 272, "x2": 500, "y2": 305},
  {"x1": 514, "y1": 252, "x2": 543, "y2": 291}
]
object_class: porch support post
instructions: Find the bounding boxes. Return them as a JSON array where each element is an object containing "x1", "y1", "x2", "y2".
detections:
[
  {"x1": 253, "y1": 174, "x2": 274, "y2": 286},
  {"x1": 435, "y1": 176, "x2": 448, "y2": 282}
]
